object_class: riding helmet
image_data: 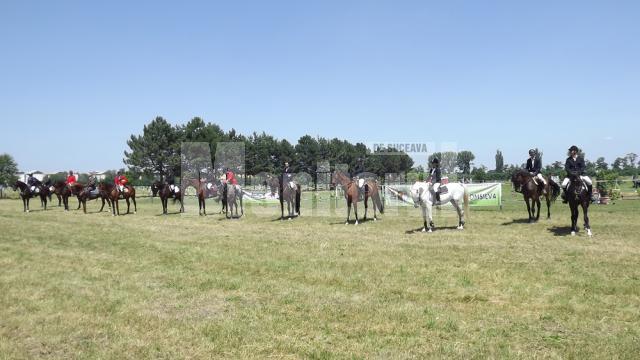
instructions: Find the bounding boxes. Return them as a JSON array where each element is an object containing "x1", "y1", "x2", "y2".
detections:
[
  {"x1": 431, "y1": 158, "x2": 440, "y2": 165},
  {"x1": 568, "y1": 145, "x2": 579, "y2": 152},
  {"x1": 529, "y1": 149, "x2": 536, "y2": 155}
]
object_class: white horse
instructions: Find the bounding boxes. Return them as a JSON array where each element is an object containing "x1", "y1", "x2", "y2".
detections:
[{"x1": 410, "y1": 181, "x2": 469, "y2": 233}]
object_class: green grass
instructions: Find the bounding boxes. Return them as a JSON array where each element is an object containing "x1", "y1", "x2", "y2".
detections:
[{"x1": 1, "y1": 188, "x2": 639, "y2": 358}]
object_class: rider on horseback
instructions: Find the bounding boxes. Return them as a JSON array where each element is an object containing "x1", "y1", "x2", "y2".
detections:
[
  {"x1": 114, "y1": 170, "x2": 129, "y2": 193},
  {"x1": 84, "y1": 172, "x2": 97, "y2": 195},
  {"x1": 561, "y1": 145, "x2": 592, "y2": 203},
  {"x1": 27, "y1": 173, "x2": 41, "y2": 193},
  {"x1": 283, "y1": 161, "x2": 293, "y2": 187},
  {"x1": 429, "y1": 158, "x2": 442, "y2": 202},
  {"x1": 352, "y1": 158, "x2": 365, "y2": 190},
  {"x1": 526, "y1": 149, "x2": 547, "y2": 194},
  {"x1": 66, "y1": 170, "x2": 77, "y2": 193},
  {"x1": 225, "y1": 167, "x2": 238, "y2": 185}
]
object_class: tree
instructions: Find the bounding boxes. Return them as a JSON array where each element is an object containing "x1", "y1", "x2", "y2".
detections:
[
  {"x1": 456, "y1": 151, "x2": 475, "y2": 175},
  {"x1": 626, "y1": 153, "x2": 638, "y2": 167},
  {"x1": 124, "y1": 117, "x2": 182, "y2": 182},
  {"x1": 495, "y1": 150, "x2": 504, "y2": 172},
  {"x1": 471, "y1": 166, "x2": 487, "y2": 182},
  {"x1": 428, "y1": 151, "x2": 457, "y2": 174},
  {"x1": 612, "y1": 157, "x2": 628, "y2": 172},
  {"x1": 595, "y1": 157, "x2": 608, "y2": 171},
  {"x1": 0, "y1": 154, "x2": 19, "y2": 197}
]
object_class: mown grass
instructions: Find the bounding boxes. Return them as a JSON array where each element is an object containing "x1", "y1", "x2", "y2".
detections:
[{"x1": 1, "y1": 187, "x2": 639, "y2": 359}]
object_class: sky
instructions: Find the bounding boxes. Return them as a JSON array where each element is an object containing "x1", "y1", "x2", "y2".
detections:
[{"x1": 1, "y1": 0, "x2": 638, "y2": 173}]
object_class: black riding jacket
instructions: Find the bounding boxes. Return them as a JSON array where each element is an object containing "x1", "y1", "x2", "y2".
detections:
[
  {"x1": 430, "y1": 167, "x2": 442, "y2": 183},
  {"x1": 526, "y1": 157, "x2": 541, "y2": 175},
  {"x1": 565, "y1": 156, "x2": 585, "y2": 177}
]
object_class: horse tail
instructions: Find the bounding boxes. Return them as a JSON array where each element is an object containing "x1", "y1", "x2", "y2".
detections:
[
  {"x1": 549, "y1": 178, "x2": 561, "y2": 202},
  {"x1": 295, "y1": 185, "x2": 301, "y2": 214},
  {"x1": 464, "y1": 185, "x2": 470, "y2": 220}
]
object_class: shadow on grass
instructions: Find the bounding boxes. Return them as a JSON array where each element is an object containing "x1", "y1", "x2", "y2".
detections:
[
  {"x1": 547, "y1": 226, "x2": 575, "y2": 236},
  {"x1": 501, "y1": 218, "x2": 537, "y2": 225},
  {"x1": 405, "y1": 226, "x2": 462, "y2": 234},
  {"x1": 329, "y1": 217, "x2": 379, "y2": 225}
]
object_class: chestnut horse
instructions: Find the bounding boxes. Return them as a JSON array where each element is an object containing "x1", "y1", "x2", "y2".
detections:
[
  {"x1": 185, "y1": 178, "x2": 223, "y2": 216},
  {"x1": 331, "y1": 171, "x2": 384, "y2": 225},
  {"x1": 101, "y1": 182, "x2": 137, "y2": 216}
]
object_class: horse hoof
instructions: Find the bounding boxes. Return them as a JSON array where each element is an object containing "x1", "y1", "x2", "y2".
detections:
[
  {"x1": 422, "y1": 228, "x2": 426, "y2": 232},
  {"x1": 587, "y1": 229, "x2": 593, "y2": 237},
  {"x1": 571, "y1": 231, "x2": 576, "y2": 236},
  {"x1": 457, "y1": 226, "x2": 464, "y2": 230},
  {"x1": 345, "y1": 222, "x2": 349, "y2": 225},
  {"x1": 373, "y1": 217, "x2": 377, "y2": 221},
  {"x1": 428, "y1": 228, "x2": 433, "y2": 233},
  {"x1": 355, "y1": 221, "x2": 359, "y2": 226},
  {"x1": 288, "y1": 218, "x2": 292, "y2": 221}
]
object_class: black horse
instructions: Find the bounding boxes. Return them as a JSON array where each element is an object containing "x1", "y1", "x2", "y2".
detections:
[
  {"x1": 151, "y1": 181, "x2": 184, "y2": 214},
  {"x1": 567, "y1": 174, "x2": 592, "y2": 236},
  {"x1": 511, "y1": 170, "x2": 560, "y2": 222},
  {"x1": 13, "y1": 180, "x2": 49, "y2": 212}
]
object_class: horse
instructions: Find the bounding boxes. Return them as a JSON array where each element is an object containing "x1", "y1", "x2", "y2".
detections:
[
  {"x1": 77, "y1": 183, "x2": 111, "y2": 214},
  {"x1": 511, "y1": 170, "x2": 561, "y2": 222},
  {"x1": 566, "y1": 174, "x2": 593, "y2": 236},
  {"x1": 224, "y1": 182, "x2": 243, "y2": 219},
  {"x1": 102, "y1": 182, "x2": 137, "y2": 216},
  {"x1": 185, "y1": 178, "x2": 223, "y2": 216},
  {"x1": 331, "y1": 171, "x2": 384, "y2": 225},
  {"x1": 151, "y1": 181, "x2": 183, "y2": 215},
  {"x1": 13, "y1": 180, "x2": 49, "y2": 212},
  {"x1": 50, "y1": 181, "x2": 84, "y2": 211},
  {"x1": 410, "y1": 181, "x2": 469, "y2": 233},
  {"x1": 277, "y1": 174, "x2": 301, "y2": 220}
]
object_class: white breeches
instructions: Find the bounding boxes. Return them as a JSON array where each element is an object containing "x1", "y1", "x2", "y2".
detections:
[
  {"x1": 533, "y1": 174, "x2": 546, "y2": 185},
  {"x1": 562, "y1": 176, "x2": 592, "y2": 188}
]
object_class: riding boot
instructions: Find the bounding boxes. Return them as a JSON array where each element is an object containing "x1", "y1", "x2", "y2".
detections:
[
  {"x1": 561, "y1": 189, "x2": 568, "y2": 203},
  {"x1": 435, "y1": 191, "x2": 440, "y2": 203}
]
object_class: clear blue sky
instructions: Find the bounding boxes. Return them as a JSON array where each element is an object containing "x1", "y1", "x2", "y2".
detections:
[{"x1": 1, "y1": 1, "x2": 638, "y2": 173}]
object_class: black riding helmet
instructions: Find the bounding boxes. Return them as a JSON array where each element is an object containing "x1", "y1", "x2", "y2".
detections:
[
  {"x1": 431, "y1": 158, "x2": 440, "y2": 165},
  {"x1": 568, "y1": 145, "x2": 579, "y2": 152},
  {"x1": 529, "y1": 149, "x2": 536, "y2": 156}
]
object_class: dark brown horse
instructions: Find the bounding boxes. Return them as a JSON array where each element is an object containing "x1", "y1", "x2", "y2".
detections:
[
  {"x1": 13, "y1": 180, "x2": 49, "y2": 212},
  {"x1": 567, "y1": 174, "x2": 592, "y2": 236},
  {"x1": 49, "y1": 181, "x2": 84, "y2": 211},
  {"x1": 77, "y1": 183, "x2": 111, "y2": 214},
  {"x1": 511, "y1": 170, "x2": 561, "y2": 222},
  {"x1": 101, "y1": 182, "x2": 137, "y2": 216},
  {"x1": 151, "y1": 181, "x2": 183, "y2": 215},
  {"x1": 331, "y1": 171, "x2": 384, "y2": 225}
]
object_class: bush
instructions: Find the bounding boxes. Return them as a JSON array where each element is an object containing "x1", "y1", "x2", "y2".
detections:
[{"x1": 596, "y1": 170, "x2": 620, "y2": 200}]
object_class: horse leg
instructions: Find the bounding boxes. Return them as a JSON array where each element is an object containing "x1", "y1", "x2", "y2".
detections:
[
  {"x1": 452, "y1": 200, "x2": 464, "y2": 230},
  {"x1": 202, "y1": 196, "x2": 207, "y2": 216},
  {"x1": 132, "y1": 196, "x2": 137, "y2": 214},
  {"x1": 125, "y1": 198, "x2": 130, "y2": 214},
  {"x1": 525, "y1": 197, "x2": 532, "y2": 223},
  {"x1": 22, "y1": 196, "x2": 27, "y2": 212},
  {"x1": 363, "y1": 193, "x2": 368, "y2": 221},
  {"x1": 583, "y1": 202, "x2": 592, "y2": 237},
  {"x1": 82, "y1": 199, "x2": 87, "y2": 214},
  {"x1": 570, "y1": 204, "x2": 577, "y2": 235},
  {"x1": 421, "y1": 204, "x2": 428, "y2": 232},
  {"x1": 99, "y1": 198, "x2": 105, "y2": 212},
  {"x1": 77, "y1": 196, "x2": 81, "y2": 210},
  {"x1": 546, "y1": 193, "x2": 551, "y2": 219},
  {"x1": 535, "y1": 197, "x2": 541, "y2": 221},
  {"x1": 353, "y1": 200, "x2": 359, "y2": 225},
  {"x1": 346, "y1": 198, "x2": 351, "y2": 225}
]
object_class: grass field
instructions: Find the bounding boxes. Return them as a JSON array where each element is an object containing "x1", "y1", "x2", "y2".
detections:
[{"x1": 1, "y1": 186, "x2": 639, "y2": 358}]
